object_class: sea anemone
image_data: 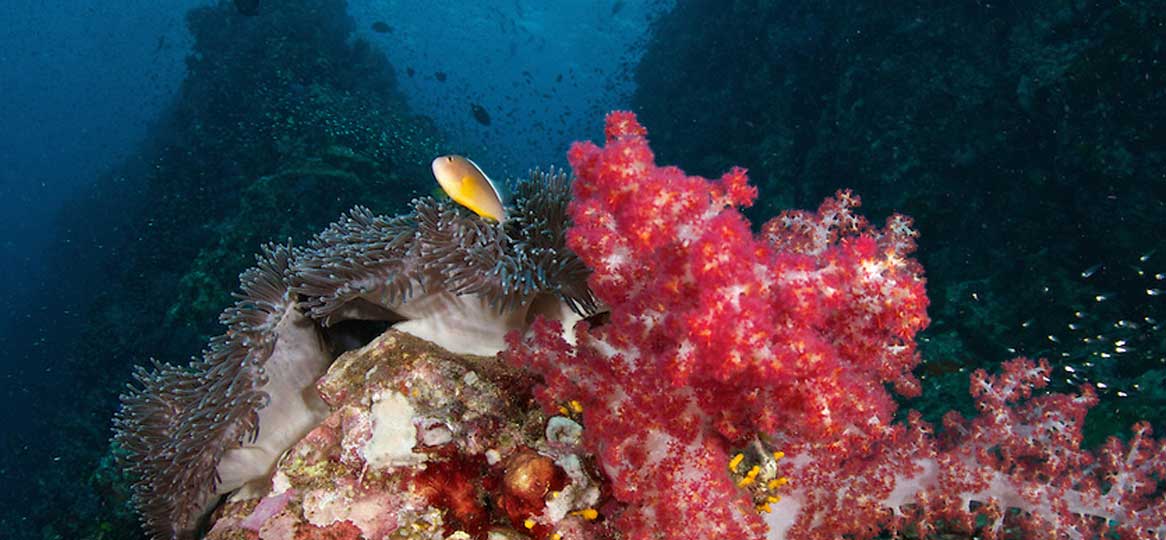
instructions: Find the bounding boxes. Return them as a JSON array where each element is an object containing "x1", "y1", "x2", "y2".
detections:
[
  {"x1": 113, "y1": 244, "x2": 331, "y2": 540},
  {"x1": 294, "y1": 166, "x2": 596, "y2": 355},
  {"x1": 113, "y1": 167, "x2": 595, "y2": 539}
]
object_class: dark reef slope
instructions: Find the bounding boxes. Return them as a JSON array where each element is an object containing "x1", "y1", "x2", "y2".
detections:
[
  {"x1": 3, "y1": 1, "x2": 441, "y2": 538},
  {"x1": 633, "y1": 0, "x2": 1165, "y2": 436}
]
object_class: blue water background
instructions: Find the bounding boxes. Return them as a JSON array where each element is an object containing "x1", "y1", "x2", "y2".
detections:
[{"x1": 0, "y1": 0, "x2": 196, "y2": 438}]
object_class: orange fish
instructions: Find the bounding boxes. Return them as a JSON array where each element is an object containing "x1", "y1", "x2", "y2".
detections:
[{"x1": 432, "y1": 155, "x2": 507, "y2": 222}]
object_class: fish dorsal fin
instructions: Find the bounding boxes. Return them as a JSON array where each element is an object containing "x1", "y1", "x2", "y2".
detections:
[{"x1": 431, "y1": 155, "x2": 507, "y2": 222}]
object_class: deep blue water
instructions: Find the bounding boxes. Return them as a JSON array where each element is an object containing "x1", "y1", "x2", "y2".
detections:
[{"x1": 0, "y1": 0, "x2": 196, "y2": 466}]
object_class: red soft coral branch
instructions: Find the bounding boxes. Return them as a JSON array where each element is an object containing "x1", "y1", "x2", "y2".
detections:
[
  {"x1": 505, "y1": 111, "x2": 1165, "y2": 540},
  {"x1": 770, "y1": 358, "x2": 1166, "y2": 540}
]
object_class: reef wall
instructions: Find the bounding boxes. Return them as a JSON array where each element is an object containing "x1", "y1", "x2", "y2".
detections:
[{"x1": 632, "y1": 0, "x2": 1166, "y2": 435}]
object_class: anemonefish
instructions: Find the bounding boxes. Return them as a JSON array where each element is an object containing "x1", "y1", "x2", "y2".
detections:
[{"x1": 432, "y1": 155, "x2": 507, "y2": 222}]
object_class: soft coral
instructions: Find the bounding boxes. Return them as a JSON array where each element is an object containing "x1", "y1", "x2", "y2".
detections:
[{"x1": 507, "y1": 111, "x2": 928, "y2": 540}]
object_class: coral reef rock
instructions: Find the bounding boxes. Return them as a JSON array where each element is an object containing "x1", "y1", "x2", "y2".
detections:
[{"x1": 205, "y1": 329, "x2": 606, "y2": 540}]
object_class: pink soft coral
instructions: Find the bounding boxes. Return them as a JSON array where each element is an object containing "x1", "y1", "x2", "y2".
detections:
[
  {"x1": 506, "y1": 111, "x2": 1166, "y2": 540},
  {"x1": 508, "y1": 111, "x2": 928, "y2": 539}
]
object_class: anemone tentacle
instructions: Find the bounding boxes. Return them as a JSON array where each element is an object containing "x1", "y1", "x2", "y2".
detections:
[
  {"x1": 508, "y1": 167, "x2": 597, "y2": 314},
  {"x1": 113, "y1": 243, "x2": 299, "y2": 540},
  {"x1": 293, "y1": 168, "x2": 596, "y2": 322},
  {"x1": 293, "y1": 206, "x2": 420, "y2": 323}
]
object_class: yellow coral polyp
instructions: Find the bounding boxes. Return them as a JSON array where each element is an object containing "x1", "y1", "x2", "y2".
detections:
[
  {"x1": 736, "y1": 465, "x2": 761, "y2": 487},
  {"x1": 572, "y1": 508, "x2": 599, "y2": 520},
  {"x1": 755, "y1": 495, "x2": 782, "y2": 513},
  {"x1": 729, "y1": 442, "x2": 791, "y2": 515},
  {"x1": 728, "y1": 452, "x2": 745, "y2": 473},
  {"x1": 558, "y1": 399, "x2": 584, "y2": 418}
]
